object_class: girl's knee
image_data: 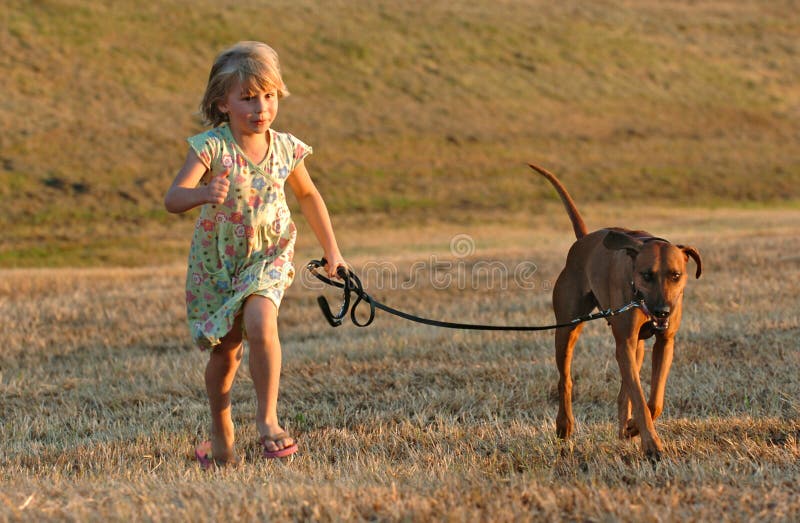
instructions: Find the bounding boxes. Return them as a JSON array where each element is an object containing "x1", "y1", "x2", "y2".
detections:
[
  {"x1": 245, "y1": 322, "x2": 279, "y2": 349},
  {"x1": 212, "y1": 339, "x2": 244, "y2": 362},
  {"x1": 243, "y1": 295, "x2": 279, "y2": 343}
]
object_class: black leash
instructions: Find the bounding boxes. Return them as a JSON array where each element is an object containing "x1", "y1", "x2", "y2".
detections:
[{"x1": 305, "y1": 258, "x2": 644, "y2": 331}]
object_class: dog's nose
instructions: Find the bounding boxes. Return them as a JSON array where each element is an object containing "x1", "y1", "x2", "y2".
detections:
[{"x1": 652, "y1": 306, "x2": 671, "y2": 319}]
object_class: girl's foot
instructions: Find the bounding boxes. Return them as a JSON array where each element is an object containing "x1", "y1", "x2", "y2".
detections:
[
  {"x1": 258, "y1": 423, "x2": 297, "y2": 458},
  {"x1": 195, "y1": 440, "x2": 241, "y2": 469},
  {"x1": 207, "y1": 424, "x2": 238, "y2": 466}
]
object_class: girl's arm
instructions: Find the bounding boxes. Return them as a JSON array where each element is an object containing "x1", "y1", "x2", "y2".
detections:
[
  {"x1": 164, "y1": 149, "x2": 229, "y2": 214},
  {"x1": 286, "y1": 160, "x2": 346, "y2": 277}
]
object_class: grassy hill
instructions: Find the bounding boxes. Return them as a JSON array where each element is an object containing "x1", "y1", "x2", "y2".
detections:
[{"x1": 1, "y1": 0, "x2": 799, "y2": 266}]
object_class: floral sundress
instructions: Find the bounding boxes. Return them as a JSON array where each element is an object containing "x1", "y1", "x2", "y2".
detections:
[{"x1": 184, "y1": 123, "x2": 312, "y2": 349}]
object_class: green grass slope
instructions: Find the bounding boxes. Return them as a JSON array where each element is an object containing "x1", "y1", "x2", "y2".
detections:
[{"x1": 1, "y1": 0, "x2": 798, "y2": 266}]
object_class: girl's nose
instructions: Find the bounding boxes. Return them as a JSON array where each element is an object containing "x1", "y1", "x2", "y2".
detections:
[{"x1": 255, "y1": 99, "x2": 269, "y2": 113}]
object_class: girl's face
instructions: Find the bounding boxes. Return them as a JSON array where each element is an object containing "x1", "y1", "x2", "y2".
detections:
[{"x1": 218, "y1": 78, "x2": 278, "y2": 137}]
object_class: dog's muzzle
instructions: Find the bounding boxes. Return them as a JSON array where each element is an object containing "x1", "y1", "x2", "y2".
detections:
[{"x1": 643, "y1": 303, "x2": 671, "y2": 331}]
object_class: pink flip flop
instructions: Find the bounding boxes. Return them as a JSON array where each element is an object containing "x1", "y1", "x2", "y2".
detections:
[
  {"x1": 260, "y1": 432, "x2": 298, "y2": 459},
  {"x1": 194, "y1": 441, "x2": 214, "y2": 469}
]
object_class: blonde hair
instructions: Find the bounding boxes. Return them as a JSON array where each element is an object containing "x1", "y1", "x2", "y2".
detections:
[{"x1": 200, "y1": 41, "x2": 289, "y2": 127}]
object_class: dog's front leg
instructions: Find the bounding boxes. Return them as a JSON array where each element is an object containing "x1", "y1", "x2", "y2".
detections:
[
  {"x1": 614, "y1": 334, "x2": 663, "y2": 459},
  {"x1": 618, "y1": 339, "x2": 646, "y2": 438},
  {"x1": 649, "y1": 304, "x2": 681, "y2": 421},
  {"x1": 649, "y1": 334, "x2": 675, "y2": 421}
]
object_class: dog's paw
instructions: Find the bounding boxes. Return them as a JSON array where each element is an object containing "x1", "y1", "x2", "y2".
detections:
[
  {"x1": 645, "y1": 447, "x2": 663, "y2": 463},
  {"x1": 642, "y1": 436, "x2": 664, "y2": 461},
  {"x1": 556, "y1": 415, "x2": 574, "y2": 439},
  {"x1": 620, "y1": 419, "x2": 640, "y2": 439}
]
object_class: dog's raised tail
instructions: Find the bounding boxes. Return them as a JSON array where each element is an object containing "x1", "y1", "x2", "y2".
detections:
[{"x1": 528, "y1": 163, "x2": 588, "y2": 239}]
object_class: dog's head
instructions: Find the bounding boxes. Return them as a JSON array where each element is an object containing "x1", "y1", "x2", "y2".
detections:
[{"x1": 603, "y1": 230, "x2": 702, "y2": 331}]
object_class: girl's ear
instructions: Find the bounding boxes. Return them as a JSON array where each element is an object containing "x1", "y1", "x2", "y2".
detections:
[{"x1": 216, "y1": 94, "x2": 230, "y2": 115}]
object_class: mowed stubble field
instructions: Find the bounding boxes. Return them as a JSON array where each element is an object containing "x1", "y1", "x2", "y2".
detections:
[{"x1": 1, "y1": 207, "x2": 798, "y2": 521}]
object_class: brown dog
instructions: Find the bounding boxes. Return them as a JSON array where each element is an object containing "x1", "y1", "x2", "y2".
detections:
[{"x1": 530, "y1": 163, "x2": 702, "y2": 460}]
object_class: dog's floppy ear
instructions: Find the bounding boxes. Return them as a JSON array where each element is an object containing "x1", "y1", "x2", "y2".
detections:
[
  {"x1": 603, "y1": 230, "x2": 643, "y2": 258},
  {"x1": 678, "y1": 245, "x2": 702, "y2": 279}
]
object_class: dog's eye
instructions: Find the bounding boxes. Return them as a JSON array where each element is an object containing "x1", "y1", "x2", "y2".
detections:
[
  {"x1": 670, "y1": 272, "x2": 682, "y2": 282},
  {"x1": 640, "y1": 271, "x2": 654, "y2": 283}
]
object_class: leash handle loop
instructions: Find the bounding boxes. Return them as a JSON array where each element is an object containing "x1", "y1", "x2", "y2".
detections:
[
  {"x1": 308, "y1": 258, "x2": 377, "y2": 328},
  {"x1": 313, "y1": 258, "x2": 350, "y2": 327},
  {"x1": 348, "y1": 271, "x2": 376, "y2": 327}
]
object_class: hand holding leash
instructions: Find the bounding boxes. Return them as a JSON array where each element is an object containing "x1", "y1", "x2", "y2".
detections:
[{"x1": 311, "y1": 258, "x2": 375, "y2": 328}]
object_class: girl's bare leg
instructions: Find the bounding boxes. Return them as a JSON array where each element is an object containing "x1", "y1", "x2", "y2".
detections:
[
  {"x1": 243, "y1": 295, "x2": 294, "y2": 451},
  {"x1": 205, "y1": 314, "x2": 244, "y2": 463}
]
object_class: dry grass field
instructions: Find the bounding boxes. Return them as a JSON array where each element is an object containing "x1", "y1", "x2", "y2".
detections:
[{"x1": 1, "y1": 206, "x2": 798, "y2": 521}]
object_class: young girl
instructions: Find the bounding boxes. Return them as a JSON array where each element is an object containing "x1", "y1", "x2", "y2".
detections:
[{"x1": 165, "y1": 41, "x2": 346, "y2": 466}]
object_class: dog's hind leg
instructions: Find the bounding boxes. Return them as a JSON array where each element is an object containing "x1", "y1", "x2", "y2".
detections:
[
  {"x1": 552, "y1": 273, "x2": 596, "y2": 440},
  {"x1": 555, "y1": 323, "x2": 583, "y2": 439}
]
